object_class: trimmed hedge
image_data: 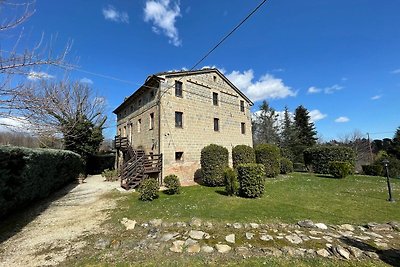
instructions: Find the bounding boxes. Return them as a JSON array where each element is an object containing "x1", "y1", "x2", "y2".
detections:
[
  {"x1": 255, "y1": 144, "x2": 280, "y2": 178},
  {"x1": 86, "y1": 153, "x2": 115, "y2": 175},
  {"x1": 303, "y1": 145, "x2": 355, "y2": 174},
  {"x1": 232, "y1": 145, "x2": 256, "y2": 169},
  {"x1": 280, "y1": 158, "x2": 294, "y2": 174},
  {"x1": 200, "y1": 144, "x2": 229, "y2": 186},
  {"x1": 138, "y1": 178, "x2": 160, "y2": 201},
  {"x1": 224, "y1": 167, "x2": 239, "y2": 196},
  {"x1": 164, "y1": 174, "x2": 181, "y2": 195},
  {"x1": 0, "y1": 146, "x2": 82, "y2": 218},
  {"x1": 328, "y1": 161, "x2": 353, "y2": 178},
  {"x1": 362, "y1": 164, "x2": 383, "y2": 176},
  {"x1": 237, "y1": 163, "x2": 265, "y2": 198}
]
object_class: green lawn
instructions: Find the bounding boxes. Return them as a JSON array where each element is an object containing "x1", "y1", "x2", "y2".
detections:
[{"x1": 115, "y1": 172, "x2": 400, "y2": 225}]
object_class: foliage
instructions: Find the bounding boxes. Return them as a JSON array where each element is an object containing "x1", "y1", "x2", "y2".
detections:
[
  {"x1": 279, "y1": 106, "x2": 297, "y2": 161},
  {"x1": 101, "y1": 169, "x2": 118, "y2": 181},
  {"x1": 328, "y1": 161, "x2": 353, "y2": 178},
  {"x1": 293, "y1": 162, "x2": 307, "y2": 172},
  {"x1": 223, "y1": 167, "x2": 239, "y2": 196},
  {"x1": 280, "y1": 158, "x2": 294, "y2": 174},
  {"x1": 252, "y1": 100, "x2": 280, "y2": 145},
  {"x1": 138, "y1": 178, "x2": 160, "y2": 201},
  {"x1": 303, "y1": 145, "x2": 355, "y2": 174},
  {"x1": 164, "y1": 175, "x2": 181, "y2": 195},
  {"x1": 237, "y1": 163, "x2": 265, "y2": 198},
  {"x1": 232, "y1": 145, "x2": 256, "y2": 169},
  {"x1": 0, "y1": 146, "x2": 82, "y2": 218},
  {"x1": 86, "y1": 153, "x2": 115, "y2": 175},
  {"x1": 255, "y1": 143, "x2": 281, "y2": 178},
  {"x1": 373, "y1": 152, "x2": 400, "y2": 178},
  {"x1": 362, "y1": 164, "x2": 383, "y2": 176},
  {"x1": 200, "y1": 144, "x2": 229, "y2": 186}
]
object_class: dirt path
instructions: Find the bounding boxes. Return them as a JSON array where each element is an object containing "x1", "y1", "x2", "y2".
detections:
[{"x1": 0, "y1": 175, "x2": 122, "y2": 267}]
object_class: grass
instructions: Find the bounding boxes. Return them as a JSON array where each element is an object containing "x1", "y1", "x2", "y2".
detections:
[{"x1": 115, "y1": 172, "x2": 400, "y2": 225}]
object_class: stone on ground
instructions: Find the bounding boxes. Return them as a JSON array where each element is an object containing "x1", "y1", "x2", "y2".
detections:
[
  {"x1": 225, "y1": 234, "x2": 235, "y2": 243},
  {"x1": 189, "y1": 230, "x2": 206, "y2": 240},
  {"x1": 215, "y1": 244, "x2": 231, "y2": 253}
]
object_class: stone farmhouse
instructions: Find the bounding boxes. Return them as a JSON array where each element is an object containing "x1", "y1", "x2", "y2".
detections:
[{"x1": 113, "y1": 68, "x2": 253, "y2": 189}]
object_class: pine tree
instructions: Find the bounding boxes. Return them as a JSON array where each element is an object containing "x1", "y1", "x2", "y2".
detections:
[
  {"x1": 280, "y1": 106, "x2": 296, "y2": 160},
  {"x1": 292, "y1": 105, "x2": 317, "y2": 162},
  {"x1": 252, "y1": 100, "x2": 279, "y2": 145}
]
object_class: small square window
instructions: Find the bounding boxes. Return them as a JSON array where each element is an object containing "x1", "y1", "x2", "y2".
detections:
[
  {"x1": 213, "y1": 75, "x2": 217, "y2": 82},
  {"x1": 149, "y1": 113, "x2": 154, "y2": 130},
  {"x1": 175, "y1": 152, "x2": 184, "y2": 161},
  {"x1": 240, "y1": 100, "x2": 245, "y2": 112},
  {"x1": 214, "y1": 118, "x2": 219, "y2": 132},
  {"x1": 175, "y1": 81, "x2": 183, "y2": 97},
  {"x1": 241, "y1": 122, "x2": 246, "y2": 134},
  {"x1": 213, "y1": 92, "x2": 218, "y2": 106},
  {"x1": 175, "y1": 112, "x2": 183, "y2": 128}
]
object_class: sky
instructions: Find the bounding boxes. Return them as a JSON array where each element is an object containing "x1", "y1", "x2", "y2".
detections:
[{"x1": 2, "y1": 0, "x2": 400, "y2": 141}]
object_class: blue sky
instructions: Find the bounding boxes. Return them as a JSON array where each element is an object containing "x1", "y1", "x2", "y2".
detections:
[{"x1": 3, "y1": 0, "x2": 400, "y2": 141}]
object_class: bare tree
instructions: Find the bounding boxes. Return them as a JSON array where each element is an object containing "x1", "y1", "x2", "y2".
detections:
[{"x1": 338, "y1": 130, "x2": 372, "y2": 171}]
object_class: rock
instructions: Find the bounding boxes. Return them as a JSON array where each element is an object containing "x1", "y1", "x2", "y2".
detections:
[
  {"x1": 189, "y1": 217, "x2": 202, "y2": 227},
  {"x1": 389, "y1": 221, "x2": 400, "y2": 231},
  {"x1": 233, "y1": 223, "x2": 242, "y2": 229},
  {"x1": 187, "y1": 243, "x2": 201, "y2": 253},
  {"x1": 294, "y1": 230, "x2": 303, "y2": 234},
  {"x1": 305, "y1": 249, "x2": 315, "y2": 255},
  {"x1": 121, "y1": 218, "x2": 137, "y2": 230},
  {"x1": 386, "y1": 235, "x2": 394, "y2": 239},
  {"x1": 204, "y1": 221, "x2": 213, "y2": 228},
  {"x1": 141, "y1": 222, "x2": 149, "y2": 228},
  {"x1": 285, "y1": 234, "x2": 302, "y2": 244},
  {"x1": 365, "y1": 232, "x2": 383, "y2": 238},
  {"x1": 160, "y1": 233, "x2": 179, "y2": 242},
  {"x1": 162, "y1": 222, "x2": 173, "y2": 227},
  {"x1": 246, "y1": 232, "x2": 255, "y2": 240},
  {"x1": 299, "y1": 234, "x2": 310, "y2": 241},
  {"x1": 348, "y1": 246, "x2": 363, "y2": 259},
  {"x1": 170, "y1": 240, "x2": 185, "y2": 253},
  {"x1": 315, "y1": 223, "x2": 328, "y2": 230},
  {"x1": 175, "y1": 222, "x2": 187, "y2": 228},
  {"x1": 184, "y1": 238, "x2": 198, "y2": 246},
  {"x1": 261, "y1": 247, "x2": 283, "y2": 257},
  {"x1": 201, "y1": 245, "x2": 214, "y2": 253},
  {"x1": 370, "y1": 224, "x2": 393, "y2": 232},
  {"x1": 316, "y1": 248, "x2": 330, "y2": 257},
  {"x1": 236, "y1": 246, "x2": 250, "y2": 256},
  {"x1": 309, "y1": 236, "x2": 321, "y2": 240},
  {"x1": 189, "y1": 230, "x2": 206, "y2": 240},
  {"x1": 225, "y1": 234, "x2": 235, "y2": 243},
  {"x1": 282, "y1": 246, "x2": 304, "y2": 257},
  {"x1": 94, "y1": 238, "x2": 110, "y2": 249},
  {"x1": 204, "y1": 233, "x2": 211, "y2": 239},
  {"x1": 250, "y1": 223, "x2": 259, "y2": 229},
  {"x1": 365, "y1": 251, "x2": 379, "y2": 259},
  {"x1": 338, "y1": 231, "x2": 353, "y2": 237},
  {"x1": 309, "y1": 230, "x2": 323, "y2": 235},
  {"x1": 149, "y1": 219, "x2": 163, "y2": 227},
  {"x1": 260, "y1": 234, "x2": 274, "y2": 241},
  {"x1": 298, "y1": 220, "x2": 315, "y2": 228},
  {"x1": 335, "y1": 245, "x2": 350, "y2": 260},
  {"x1": 375, "y1": 242, "x2": 388, "y2": 249},
  {"x1": 110, "y1": 239, "x2": 121, "y2": 249},
  {"x1": 322, "y1": 236, "x2": 333, "y2": 242},
  {"x1": 215, "y1": 244, "x2": 231, "y2": 253},
  {"x1": 147, "y1": 227, "x2": 159, "y2": 239},
  {"x1": 339, "y1": 224, "x2": 355, "y2": 231}
]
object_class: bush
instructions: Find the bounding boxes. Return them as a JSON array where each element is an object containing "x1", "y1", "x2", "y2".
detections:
[
  {"x1": 293, "y1": 162, "x2": 307, "y2": 172},
  {"x1": 303, "y1": 145, "x2": 355, "y2": 174},
  {"x1": 328, "y1": 161, "x2": 353, "y2": 178},
  {"x1": 164, "y1": 174, "x2": 181, "y2": 195},
  {"x1": 200, "y1": 144, "x2": 229, "y2": 186},
  {"x1": 86, "y1": 153, "x2": 115, "y2": 175},
  {"x1": 237, "y1": 163, "x2": 265, "y2": 198},
  {"x1": 101, "y1": 169, "x2": 118, "y2": 181},
  {"x1": 232, "y1": 145, "x2": 256, "y2": 169},
  {"x1": 224, "y1": 167, "x2": 239, "y2": 196},
  {"x1": 362, "y1": 165, "x2": 383, "y2": 176},
  {"x1": 280, "y1": 158, "x2": 294, "y2": 174},
  {"x1": 0, "y1": 146, "x2": 82, "y2": 218},
  {"x1": 138, "y1": 178, "x2": 160, "y2": 201},
  {"x1": 255, "y1": 144, "x2": 280, "y2": 178}
]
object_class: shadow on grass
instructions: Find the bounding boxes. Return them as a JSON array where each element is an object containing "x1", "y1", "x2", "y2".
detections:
[
  {"x1": 215, "y1": 190, "x2": 228, "y2": 196},
  {"x1": 340, "y1": 236, "x2": 400, "y2": 267},
  {"x1": 0, "y1": 181, "x2": 79, "y2": 245},
  {"x1": 316, "y1": 174, "x2": 337, "y2": 179}
]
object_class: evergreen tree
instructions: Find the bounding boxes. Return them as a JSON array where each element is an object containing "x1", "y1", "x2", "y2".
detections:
[
  {"x1": 280, "y1": 106, "x2": 297, "y2": 160},
  {"x1": 252, "y1": 100, "x2": 279, "y2": 145},
  {"x1": 292, "y1": 105, "x2": 317, "y2": 162}
]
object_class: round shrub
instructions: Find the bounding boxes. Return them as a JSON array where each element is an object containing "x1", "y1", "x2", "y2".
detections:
[
  {"x1": 200, "y1": 144, "x2": 229, "y2": 186},
  {"x1": 328, "y1": 161, "x2": 353, "y2": 178},
  {"x1": 255, "y1": 144, "x2": 280, "y2": 178},
  {"x1": 280, "y1": 158, "x2": 294, "y2": 174},
  {"x1": 232, "y1": 145, "x2": 256, "y2": 169},
  {"x1": 237, "y1": 163, "x2": 265, "y2": 198},
  {"x1": 138, "y1": 178, "x2": 160, "y2": 201},
  {"x1": 224, "y1": 167, "x2": 238, "y2": 196},
  {"x1": 164, "y1": 174, "x2": 181, "y2": 195},
  {"x1": 362, "y1": 164, "x2": 383, "y2": 176}
]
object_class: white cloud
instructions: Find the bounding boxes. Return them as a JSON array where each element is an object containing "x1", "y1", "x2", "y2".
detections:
[
  {"x1": 309, "y1": 109, "x2": 327, "y2": 122},
  {"x1": 80, "y1": 77, "x2": 93, "y2": 85},
  {"x1": 102, "y1": 5, "x2": 129, "y2": 23},
  {"x1": 144, "y1": 0, "x2": 182, "y2": 46},
  {"x1": 335, "y1": 116, "x2": 350, "y2": 123},
  {"x1": 324, "y1": 84, "x2": 343, "y2": 94},
  {"x1": 307, "y1": 86, "x2": 322, "y2": 94},
  {"x1": 371, "y1": 95, "x2": 382, "y2": 100},
  {"x1": 226, "y1": 69, "x2": 297, "y2": 102},
  {"x1": 391, "y1": 69, "x2": 400, "y2": 74},
  {"x1": 0, "y1": 117, "x2": 32, "y2": 132},
  {"x1": 27, "y1": 71, "x2": 54, "y2": 81}
]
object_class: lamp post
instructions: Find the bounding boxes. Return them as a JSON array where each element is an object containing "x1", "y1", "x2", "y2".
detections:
[{"x1": 382, "y1": 159, "x2": 395, "y2": 202}]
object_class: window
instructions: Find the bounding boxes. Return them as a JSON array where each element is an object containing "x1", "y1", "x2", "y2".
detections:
[
  {"x1": 137, "y1": 119, "x2": 141, "y2": 133},
  {"x1": 175, "y1": 152, "x2": 184, "y2": 161},
  {"x1": 241, "y1": 122, "x2": 246, "y2": 134},
  {"x1": 240, "y1": 100, "x2": 245, "y2": 112},
  {"x1": 214, "y1": 118, "x2": 219, "y2": 131},
  {"x1": 213, "y1": 75, "x2": 217, "y2": 82},
  {"x1": 175, "y1": 81, "x2": 183, "y2": 97},
  {"x1": 213, "y1": 92, "x2": 218, "y2": 106},
  {"x1": 149, "y1": 113, "x2": 154, "y2": 130},
  {"x1": 175, "y1": 112, "x2": 183, "y2": 128}
]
